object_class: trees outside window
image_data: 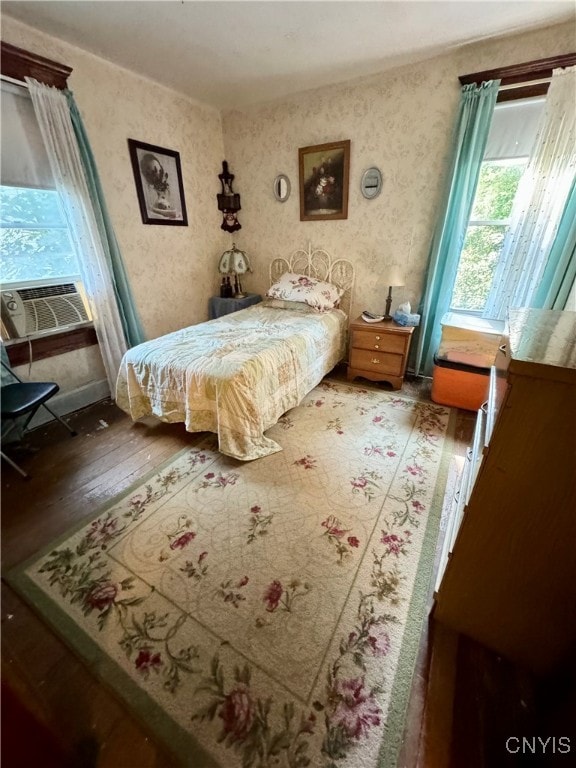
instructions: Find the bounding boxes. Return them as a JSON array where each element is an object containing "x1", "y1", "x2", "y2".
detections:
[
  {"x1": 449, "y1": 93, "x2": 546, "y2": 318},
  {"x1": 0, "y1": 186, "x2": 79, "y2": 285},
  {"x1": 1, "y1": 76, "x2": 80, "y2": 288},
  {"x1": 451, "y1": 160, "x2": 526, "y2": 312}
]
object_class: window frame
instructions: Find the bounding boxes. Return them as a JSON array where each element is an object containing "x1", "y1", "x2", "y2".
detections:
[
  {"x1": 450, "y1": 156, "x2": 529, "y2": 314},
  {"x1": 1, "y1": 184, "x2": 82, "y2": 288},
  {"x1": 0, "y1": 42, "x2": 98, "y2": 362},
  {"x1": 450, "y1": 53, "x2": 576, "y2": 318}
]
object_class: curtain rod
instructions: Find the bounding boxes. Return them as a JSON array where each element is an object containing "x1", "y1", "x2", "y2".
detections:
[
  {"x1": 499, "y1": 77, "x2": 551, "y2": 91},
  {"x1": 1, "y1": 74, "x2": 28, "y2": 88}
]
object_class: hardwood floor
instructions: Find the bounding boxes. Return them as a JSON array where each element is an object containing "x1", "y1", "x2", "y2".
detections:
[
  {"x1": 1, "y1": 374, "x2": 571, "y2": 767},
  {"x1": 2, "y1": 398, "x2": 202, "y2": 767}
]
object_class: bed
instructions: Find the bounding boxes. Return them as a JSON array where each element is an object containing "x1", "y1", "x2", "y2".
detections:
[{"x1": 115, "y1": 246, "x2": 354, "y2": 460}]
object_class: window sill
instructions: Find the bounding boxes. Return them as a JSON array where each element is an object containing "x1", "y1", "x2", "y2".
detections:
[
  {"x1": 4, "y1": 324, "x2": 98, "y2": 367},
  {"x1": 443, "y1": 312, "x2": 505, "y2": 334}
]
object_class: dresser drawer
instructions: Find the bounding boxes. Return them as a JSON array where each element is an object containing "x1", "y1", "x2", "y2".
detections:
[
  {"x1": 351, "y1": 329, "x2": 407, "y2": 354},
  {"x1": 350, "y1": 348, "x2": 403, "y2": 376}
]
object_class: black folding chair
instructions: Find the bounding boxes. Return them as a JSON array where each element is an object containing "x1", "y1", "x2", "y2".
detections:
[{"x1": 1, "y1": 360, "x2": 77, "y2": 478}]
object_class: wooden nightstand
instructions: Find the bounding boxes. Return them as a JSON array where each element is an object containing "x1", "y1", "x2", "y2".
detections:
[{"x1": 347, "y1": 316, "x2": 414, "y2": 390}]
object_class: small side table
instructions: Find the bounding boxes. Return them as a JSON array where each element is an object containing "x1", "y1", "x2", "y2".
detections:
[
  {"x1": 347, "y1": 316, "x2": 414, "y2": 390},
  {"x1": 208, "y1": 293, "x2": 262, "y2": 320}
]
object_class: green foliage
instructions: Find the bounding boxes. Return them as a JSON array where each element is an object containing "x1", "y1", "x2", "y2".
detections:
[
  {"x1": 471, "y1": 162, "x2": 524, "y2": 220},
  {"x1": 452, "y1": 225, "x2": 506, "y2": 311},
  {"x1": 452, "y1": 161, "x2": 526, "y2": 312}
]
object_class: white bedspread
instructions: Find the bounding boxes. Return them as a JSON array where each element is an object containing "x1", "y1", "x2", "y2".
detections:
[{"x1": 115, "y1": 302, "x2": 347, "y2": 460}]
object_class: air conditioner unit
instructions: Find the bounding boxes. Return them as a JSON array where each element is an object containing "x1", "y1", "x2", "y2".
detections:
[{"x1": 0, "y1": 282, "x2": 91, "y2": 338}]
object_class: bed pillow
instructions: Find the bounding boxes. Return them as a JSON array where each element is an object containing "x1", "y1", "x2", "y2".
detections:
[{"x1": 266, "y1": 272, "x2": 343, "y2": 312}]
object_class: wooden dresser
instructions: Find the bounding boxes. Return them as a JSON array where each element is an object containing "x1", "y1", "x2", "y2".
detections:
[
  {"x1": 433, "y1": 308, "x2": 576, "y2": 676},
  {"x1": 347, "y1": 317, "x2": 414, "y2": 390}
]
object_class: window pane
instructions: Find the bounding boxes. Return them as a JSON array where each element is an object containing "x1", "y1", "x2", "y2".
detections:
[
  {"x1": 0, "y1": 186, "x2": 66, "y2": 226},
  {"x1": 0, "y1": 186, "x2": 79, "y2": 284},
  {"x1": 1, "y1": 228, "x2": 78, "y2": 282},
  {"x1": 451, "y1": 224, "x2": 506, "y2": 312},
  {"x1": 470, "y1": 161, "x2": 526, "y2": 221}
]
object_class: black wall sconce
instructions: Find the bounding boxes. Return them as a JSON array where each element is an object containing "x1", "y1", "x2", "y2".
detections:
[{"x1": 217, "y1": 160, "x2": 241, "y2": 233}]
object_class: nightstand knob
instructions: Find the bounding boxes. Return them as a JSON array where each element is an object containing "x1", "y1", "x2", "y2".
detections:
[
  {"x1": 374, "y1": 345, "x2": 379, "y2": 349},
  {"x1": 375, "y1": 336, "x2": 381, "y2": 340},
  {"x1": 371, "y1": 358, "x2": 381, "y2": 364}
]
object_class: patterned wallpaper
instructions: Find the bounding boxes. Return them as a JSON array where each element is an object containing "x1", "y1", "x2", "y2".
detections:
[
  {"x1": 221, "y1": 21, "x2": 575, "y2": 322},
  {"x1": 2, "y1": 15, "x2": 574, "y2": 394},
  {"x1": 2, "y1": 15, "x2": 227, "y2": 346}
]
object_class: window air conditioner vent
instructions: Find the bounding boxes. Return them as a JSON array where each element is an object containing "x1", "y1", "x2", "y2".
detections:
[
  {"x1": 17, "y1": 284, "x2": 79, "y2": 301},
  {"x1": 1, "y1": 282, "x2": 91, "y2": 337}
]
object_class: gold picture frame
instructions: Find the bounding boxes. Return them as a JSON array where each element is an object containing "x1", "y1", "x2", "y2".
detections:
[{"x1": 298, "y1": 139, "x2": 350, "y2": 221}]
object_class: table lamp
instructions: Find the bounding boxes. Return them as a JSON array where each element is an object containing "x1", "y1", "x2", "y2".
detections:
[
  {"x1": 382, "y1": 265, "x2": 405, "y2": 319},
  {"x1": 218, "y1": 243, "x2": 252, "y2": 297}
]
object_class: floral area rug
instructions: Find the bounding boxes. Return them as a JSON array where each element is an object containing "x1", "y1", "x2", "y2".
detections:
[{"x1": 7, "y1": 379, "x2": 455, "y2": 768}]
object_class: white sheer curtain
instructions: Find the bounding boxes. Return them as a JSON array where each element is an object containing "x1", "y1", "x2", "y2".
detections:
[
  {"x1": 25, "y1": 78, "x2": 128, "y2": 391},
  {"x1": 484, "y1": 66, "x2": 576, "y2": 320}
]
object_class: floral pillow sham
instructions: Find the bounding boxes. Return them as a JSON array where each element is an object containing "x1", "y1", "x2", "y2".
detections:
[{"x1": 266, "y1": 272, "x2": 343, "y2": 312}]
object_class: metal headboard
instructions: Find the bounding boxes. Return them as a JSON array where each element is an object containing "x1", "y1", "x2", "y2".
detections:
[{"x1": 269, "y1": 243, "x2": 355, "y2": 318}]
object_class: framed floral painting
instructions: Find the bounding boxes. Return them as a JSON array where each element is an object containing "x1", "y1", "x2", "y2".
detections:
[
  {"x1": 298, "y1": 139, "x2": 350, "y2": 221},
  {"x1": 128, "y1": 139, "x2": 188, "y2": 225}
]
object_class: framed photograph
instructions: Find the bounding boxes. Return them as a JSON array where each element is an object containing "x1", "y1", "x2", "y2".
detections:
[
  {"x1": 298, "y1": 139, "x2": 350, "y2": 221},
  {"x1": 128, "y1": 139, "x2": 188, "y2": 225}
]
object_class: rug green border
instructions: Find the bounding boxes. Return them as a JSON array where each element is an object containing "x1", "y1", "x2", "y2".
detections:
[
  {"x1": 5, "y1": 438, "x2": 222, "y2": 768},
  {"x1": 7, "y1": 437, "x2": 219, "y2": 571},
  {"x1": 5, "y1": 400, "x2": 457, "y2": 768},
  {"x1": 377, "y1": 406, "x2": 457, "y2": 768},
  {"x1": 6, "y1": 567, "x2": 220, "y2": 767}
]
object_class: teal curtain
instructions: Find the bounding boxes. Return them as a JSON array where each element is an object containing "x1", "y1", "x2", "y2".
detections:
[
  {"x1": 66, "y1": 91, "x2": 145, "y2": 347},
  {"x1": 532, "y1": 173, "x2": 576, "y2": 309},
  {"x1": 413, "y1": 80, "x2": 500, "y2": 377}
]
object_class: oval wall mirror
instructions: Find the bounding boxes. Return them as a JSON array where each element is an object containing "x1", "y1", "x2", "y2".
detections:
[
  {"x1": 273, "y1": 174, "x2": 291, "y2": 202},
  {"x1": 360, "y1": 167, "x2": 383, "y2": 200}
]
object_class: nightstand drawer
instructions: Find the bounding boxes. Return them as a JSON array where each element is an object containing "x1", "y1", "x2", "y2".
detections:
[
  {"x1": 350, "y1": 348, "x2": 403, "y2": 376},
  {"x1": 348, "y1": 316, "x2": 414, "y2": 390},
  {"x1": 351, "y1": 329, "x2": 407, "y2": 354}
]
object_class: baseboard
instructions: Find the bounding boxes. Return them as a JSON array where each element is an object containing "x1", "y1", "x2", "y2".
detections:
[{"x1": 28, "y1": 379, "x2": 111, "y2": 429}]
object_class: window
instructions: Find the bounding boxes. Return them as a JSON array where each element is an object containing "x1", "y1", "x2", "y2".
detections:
[
  {"x1": 0, "y1": 186, "x2": 79, "y2": 286},
  {"x1": 451, "y1": 159, "x2": 526, "y2": 312},
  {"x1": 0, "y1": 43, "x2": 98, "y2": 359},
  {"x1": 450, "y1": 97, "x2": 545, "y2": 316},
  {"x1": 0, "y1": 80, "x2": 80, "y2": 288}
]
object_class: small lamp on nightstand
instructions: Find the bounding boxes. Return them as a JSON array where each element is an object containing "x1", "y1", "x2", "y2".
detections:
[
  {"x1": 218, "y1": 243, "x2": 252, "y2": 297},
  {"x1": 382, "y1": 265, "x2": 405, "y2": 319}
]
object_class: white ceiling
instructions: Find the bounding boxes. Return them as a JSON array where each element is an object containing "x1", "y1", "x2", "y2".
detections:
[{"x1": 2, "y1": 1, "x2": 574, "y2": 109}]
